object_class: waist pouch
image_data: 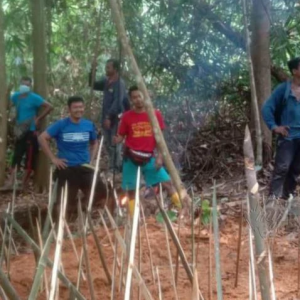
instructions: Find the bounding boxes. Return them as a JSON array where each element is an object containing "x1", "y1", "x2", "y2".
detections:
[{"x1": 124, "y1": 147, "x2": 153, "y2": 166}]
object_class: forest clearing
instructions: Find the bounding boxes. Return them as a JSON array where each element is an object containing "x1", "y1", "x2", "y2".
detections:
[{"x1": 1, "y1": 0, "x2": 300, "y2": 300}]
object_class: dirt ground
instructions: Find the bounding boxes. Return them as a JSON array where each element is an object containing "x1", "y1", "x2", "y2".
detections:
[{"x1": 6, "y1": 214, "x2": 300, "y2": 300}]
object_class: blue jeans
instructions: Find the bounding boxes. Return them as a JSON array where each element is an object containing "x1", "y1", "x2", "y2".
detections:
[
  {"x1": 102, "y1": 122, "x2": 122, "y2": 171},
  {"x1": 270, "y1": 138, "x2": 300, "y2": 198}
]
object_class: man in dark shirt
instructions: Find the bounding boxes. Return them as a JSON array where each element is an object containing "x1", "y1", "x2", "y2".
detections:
[
  {"x1": 89, "y1": 59, "x2": 130, "y2": 175},
  {"x1": 262, "y1": 57, "x2": 300, "y2": 202}
]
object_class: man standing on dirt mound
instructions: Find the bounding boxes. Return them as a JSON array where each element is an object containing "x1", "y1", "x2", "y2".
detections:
[
  {"x1": 113, "y1": 85, "x2": 183, "y2": 217},
  {"x1": 262, "y1": 57, "x2": 300, "y2": 204},
  {"x1": 38, "y1": 96, "x2": 113, "y2": 220},
  {"x1": 89, "y1": 59, "x2": 130, "y2": 178},
  {"x1": 1, "y1": 76, "x2": 53, "y2": 190}
]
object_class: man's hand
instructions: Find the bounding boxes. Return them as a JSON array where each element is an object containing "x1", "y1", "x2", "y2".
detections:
[
  {"x1": 34, "y1": 117, "x2": 40, "y2": 127},
  {"x1": 155, "y1": 156, "x2": 163, "y2": 170},
  {"x1": 104, "y1": 119, "x2": 111, "y2": 130},
  {"x1": 51, "y1": 157, "x2": 67, "y2": 170},
  {"x1": 273, "y1": 126, "x2": 289, "y2": 137},
  {"x1": 113, "y1": 135, "x2": 123, "y2": 145}
]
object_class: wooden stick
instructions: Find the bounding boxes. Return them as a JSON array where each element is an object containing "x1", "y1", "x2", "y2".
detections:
[
  {"x1": 138, "y1": 219, "x2": 142, "y2": 300},
  {"x1": 0, "y1": 204, "x2": 10, "y2": 267},
  {"x1": 78, "y1": 200, "x2": 96, "y2": 300},
  {"x1": 119, "y1": 222, "x2": 128, "y2": 293},
  {"x1": 111, "y1": 233, "x2": 118, "y2": 300},
  {"x1": 124, "y1": 167, "x2": 141, "y2": 300},
  {"x1": 234, "y1": 203, "x2": 243, "y2": 287},
  {"x1": 87, "y1": 213, "x2": 112, "y2": 285}
]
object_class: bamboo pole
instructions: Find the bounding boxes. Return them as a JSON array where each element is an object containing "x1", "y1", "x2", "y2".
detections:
[
  {"x1": 192, "y1": 267, "x2": 200, "y2": 300},
  {"x1": 28, "y1": 229, "x2": 54, "y2": 300},
  {"x1": 267, "y1": 245, "x2": 276, "y2": 300},
  {"x1": 49, "y1": 186, "x2": 68, "y2": 300},
  {"x1": 212, "y1": 183, "x2": 223, "y2": 300},
  {"x1": 78, "y1": 201, "x2": 96, "y2": 300},
  {"x1": 104, "y1": 206, "x2": 154, "y2": 300},
  {"x1": 87, "y1": 213, "x2": 112, "y2": 285},
  {"x1": 156, "y1": 267, "x2": 162, "y2": 300},
  {"x1": 0, "y1": 267, "x2": 21, "y2": 300},
  {"x1": 4, "y1": 213, "x2": 85, "y2": 300},
  {"x1": 243, "y1": 125, "x2": 270, "y2": 300},
  {"x1": 234, "y1": 203, "x2": 243, "y2": 287},
  {"x1": 107, "y1": 0, "x2": 189, "y2": 206},
  {"x1": 242, "y1": 0, "x2": 263, "y2": 165},
  {"x1": 124, "y1": 167, "x2": 141, "y2": 300},
  {"x1": 208, "y1": 211, "x2": 212, "y2": 300}
]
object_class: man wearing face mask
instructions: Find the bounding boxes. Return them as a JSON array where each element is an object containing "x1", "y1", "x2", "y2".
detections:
[{"x1": 2, "y1": 76, "x2": 53, "y2": 189}]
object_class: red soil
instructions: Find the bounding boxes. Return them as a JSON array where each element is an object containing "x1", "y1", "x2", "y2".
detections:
[{"x1": 8, "y1": 217, "x2": 300, "y2": 299}]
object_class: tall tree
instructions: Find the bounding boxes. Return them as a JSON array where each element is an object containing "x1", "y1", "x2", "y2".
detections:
[
  {"x1": 31, "y1": 0, "x2": 49, "y2": 192},
  {"x1": 251, "y1": 0, "x2": 272, "y2": 151},
  {"x1": 0, "y1": 0, "x2": 7, "y2": 187}
]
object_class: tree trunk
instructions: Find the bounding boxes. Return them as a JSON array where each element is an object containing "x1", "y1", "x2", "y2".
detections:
[
  {"x1": 243, "y1": 126, "x2": 270, "y2": 300},
  {"x1": 31, "y1": 0, "x2": 49, "y2": 192},
  {"x1": 0, "y1": 0, "x2": 7, "y2": 187},
  {"x1": 243, "y1": 0, "x2": 263, "y2": 165},
  {"x1": 251, "y1": 0, "x2": 272, "y2": 151},
  {"x1": 108, "y1": 0, "x2": 189, "y2": 206}
]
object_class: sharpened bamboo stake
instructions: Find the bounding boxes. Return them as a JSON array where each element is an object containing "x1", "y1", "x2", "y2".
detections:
[
  {"x1": 156, "y1": 267, "x2": 162, "y2": 300},
  {"x1": 28, "y1": 229, "x2": 54, "y2": 300},
  {"x1": 49, "y1": 185, "x2": 68, "y2": 300},
  {"x1": 78, "y1": 201, "x2": 96, "y2": 300},
  {"x1": 234, "y1": 203, "x2": 243, "y2": 287},
  {"x1": 208, "y1": 210, "x2": 212, "y2": 300},
  {"x1": 124, "y1": 167, "x2": 141, "y2": 300},
  {"x1": 87, "y1": 213, "x2": 112, "y2": 285},
  {"x1": 212, "y1": 183, "x2": 223, "y2": 300},
  {"x1": 192, "y1": 267, "x2": 200, "y2": 300},
  {"x1": 0, "y1": 267, "x2": 21, "y2": 300},
  {"x1": 267, "y1": 245, "x2": 276, "y2": 300},
  {"x1": 36, "y1": 219, "x2": 49, "y2": 297},
  {"x1": 247, "y1": 195, "x2": 258, "y2": 300},
  {"x1": 4, "y1": 213, "x2": 85, "y2": 300},
  {"x1": 140, "y1": 203, "x2": 156, "y2": 284},
  {"x1": 0, "y1": 204, "x2": 10, "y2": 267},
  {"x1": 0, "y1": 287, "x2": 8, "y2": 300},
  {"x1": 104, "y1": 206, "x2": 154, "y2": 300},
  {"x1": 119, "y1": 222, "x2": 128, "y2": 293},
  {"x1": 159, "y1": 185, "x2": 178, "y2": 300},
  {"x1": 6, "y1": 170, "x2": 17, "y2": 277}
]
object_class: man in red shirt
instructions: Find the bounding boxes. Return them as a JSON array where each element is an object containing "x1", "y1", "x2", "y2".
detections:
[{"x1": 113, "y1": 86, "x2": 181, "y2": 217}]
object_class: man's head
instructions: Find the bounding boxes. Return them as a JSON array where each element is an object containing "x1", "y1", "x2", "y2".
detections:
[
  {"x1": 105, "y1": 59, "x2": 120, "y2": 77},
  {"x1": 67, "y1": 96, "x2": 85, "y2": 120},
  {"x1": 288, "y1": 57, "x2": 300, "y2": 77},
  {"x1": 129, "y1": 86, "x2": 145, "y2": 109},
  {"x1": 19, "y1": 76, "x2": 32, "y2": 94}
]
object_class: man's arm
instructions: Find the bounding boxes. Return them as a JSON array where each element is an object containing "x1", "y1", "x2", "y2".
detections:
[
  {"x1": 38, "y1": 131, "x2": 67, "y2": 169},
  {"x1": 262, "y1": 83, "x2": 289, "y2": 136},
  {"x1": 90, "y1": 140, "x2": 99, "y2": 163},
  {"x1": 107, "y1": 79, "x2": 126, "y2": 119},
  {"x1": 88, "y1": 70, "x2": 106, "y2": 91},
  {"x1": 36, "y1": 101, "x2": 53, "y2": 124}
]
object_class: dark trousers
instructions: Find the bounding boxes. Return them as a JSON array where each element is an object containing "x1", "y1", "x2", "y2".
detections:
[
  {"x1": 53, "y1": 166, "x2": 113, "y2": 220},
  {"x1": 270, "y1": 138, "x2": 300, "y2": 198},
  {"x1": 12, "y1": 131, "x2": 39, "y2": 171}
]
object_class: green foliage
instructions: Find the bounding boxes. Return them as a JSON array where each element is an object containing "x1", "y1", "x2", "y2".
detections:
[{"x1": 201, "y1": 199, "x2": 211, "y2": 225}]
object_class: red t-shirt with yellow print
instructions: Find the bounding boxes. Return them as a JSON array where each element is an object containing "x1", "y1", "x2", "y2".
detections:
[{"x1": 118, "y1": 110, "x2": 165, "y2": 153}]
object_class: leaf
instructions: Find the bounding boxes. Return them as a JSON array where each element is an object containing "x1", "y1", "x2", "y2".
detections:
[{"x1": 156, "y1": 210, "x2": 177, "y2": 223}]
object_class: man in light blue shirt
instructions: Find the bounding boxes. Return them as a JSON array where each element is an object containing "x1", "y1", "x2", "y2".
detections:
[{"x1": 3, "y1": 76, "x2": 53, "y2": 189}]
